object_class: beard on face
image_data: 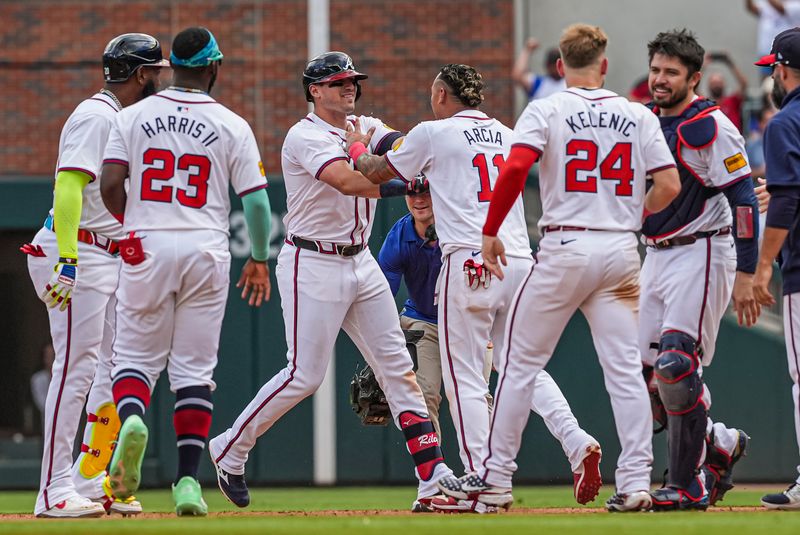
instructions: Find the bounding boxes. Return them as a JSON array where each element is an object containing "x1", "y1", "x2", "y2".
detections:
[
  {"x1": 709, "y1": 87, "x2": 724, "y2": 100},
  {"x1": 772, "y1": 77, "x2": 788, "y2": 109},
  {"x1": 651, "y1": 83, "x2": 690, "y2": 110},
  {"x1": 141, "y1": 78, "x2": 157, "y2": 98}
]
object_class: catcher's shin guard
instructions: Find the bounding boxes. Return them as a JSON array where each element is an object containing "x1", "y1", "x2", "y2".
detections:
[
  {"x1": 78, "y1": 402, "x2": 121, "y2": 479},
  {"x1": 654, "y1": 331, "x2": 707, "y2": 489},
  {"x1": 400, "y1": 411, "x2": 443, "y2": 480}
]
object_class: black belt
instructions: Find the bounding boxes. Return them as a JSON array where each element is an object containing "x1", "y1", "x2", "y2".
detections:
[
  {"x1": 286, "y1": 235, "x2": 365, "y2": 257},
  {"x1": 648, "y1": 227, "x2": 731, "y2": 250},
  {"x1": 542, "y1": 225, "x2": 599, "y2": 234}
]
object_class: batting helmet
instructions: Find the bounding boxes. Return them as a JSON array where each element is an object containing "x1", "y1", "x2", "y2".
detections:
[
  {"x1": 103, "y1": 33, "x2": 169, "y2": 83},
  {"x1": 303, "y1": 51, "x2": 368, "y2": 102}
]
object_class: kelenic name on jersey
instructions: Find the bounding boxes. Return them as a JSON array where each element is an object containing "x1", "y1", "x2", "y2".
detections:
[
  {"x1": 565, "y1": 110, "x2": 637, "y2": 138},
  {"x1": 140, "y1": 114, "x2": 220, "y2": 147}
]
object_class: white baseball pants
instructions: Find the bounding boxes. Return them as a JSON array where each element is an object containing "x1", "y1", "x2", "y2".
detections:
[
  {"x1": 27, "y1": 228, "x2": 120, "y2": 514},
  {"x1": 481, "y1": 230, "x2": 653, "y2": 493},
  {"x1": 439, "y1": 248, "x2": 597, "y2": 475},
  {"x1": 210, "y1": 245, "x2": 450, "y2": 498}
]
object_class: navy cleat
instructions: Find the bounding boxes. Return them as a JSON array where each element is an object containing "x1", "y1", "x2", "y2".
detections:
[
  {"x1": 650, "y1": 475, "x2": 709, "y2": 511},
  {"x1": 209, "y1": 450, "x2": 249, "y2": 508},
  {"x1": 703, "y1": 429, "x2": 750, "y2": 505}
]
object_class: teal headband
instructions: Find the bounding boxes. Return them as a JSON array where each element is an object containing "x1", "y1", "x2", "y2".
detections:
[{"x1": 170, "y1": 30, "x2": 224, "y2": 67}]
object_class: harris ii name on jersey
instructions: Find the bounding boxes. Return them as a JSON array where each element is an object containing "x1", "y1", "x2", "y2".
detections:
[
  {"x1": 565, "y1": 109, "x2": 636, "y2": 138},
  {"x1": 140, "y1": 114, "x2": 220, "y2": 147}
]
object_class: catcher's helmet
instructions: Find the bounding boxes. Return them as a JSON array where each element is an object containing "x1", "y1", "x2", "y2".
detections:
[
  {"x1": 103, "y1": 33, "x2": 169, "y2": 83},
  {"x1": 303, "y1": 51, "x2": 368, "y2": 102}
]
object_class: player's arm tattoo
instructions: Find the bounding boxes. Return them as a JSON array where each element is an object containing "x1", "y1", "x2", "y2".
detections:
[{"x1": 356, "y1": 153, "x2": 397, "y2": 184}]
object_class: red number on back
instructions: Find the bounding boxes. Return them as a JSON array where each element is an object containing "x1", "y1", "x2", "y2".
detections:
[
  {"x1": 565, "y1": 140, "x2": 634, "y2": 197},
  {"x1": 473, "y1": 153, "x2": 506, "y2": 203},
  {"x1": 565, "y1": 140, "x2": 598, "y2": 193},
  {"x1": 175, "y1": 154, "x2": 211, "y2": 208},
  {"x1": 141, "y1": 148, "x2": 175, "y2": 203},
  {"x1": 141, "y1": 148, "x2": 211, "y2": 208},
  {"x1": 599, "y1": 142, "x2": 633, "y2": 196}
]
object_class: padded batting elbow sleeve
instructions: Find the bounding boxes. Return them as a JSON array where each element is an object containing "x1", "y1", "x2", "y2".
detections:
[
  {"x1": 53, "y1": 170, "x2": 92, "y2": 260},
  {"x1": 241, "y1": 188, "x2": 272, "y2": 262},
  {"x1": 722, "y1": 178, "x2": 759, "y2": 273}
]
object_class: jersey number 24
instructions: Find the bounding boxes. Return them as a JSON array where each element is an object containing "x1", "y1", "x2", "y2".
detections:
[
  {"x1": 565, "y1": 140, "x2": 633, "y2": 196},
  {"x1": 141, "y1": 148, "x2": 211, "y2": 208}
]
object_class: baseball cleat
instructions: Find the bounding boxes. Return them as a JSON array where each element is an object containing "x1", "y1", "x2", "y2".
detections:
[
  {"x1": 108, "y1": 415, "x2": 148, "y2": 500},
  {"x1": 430, "y1": 495, "x2": 498, "y2": 514},
  {"x1": 172, "y1": 476, "x2": 208, "y2": 516},
  {"x1": 437, "y1": 473, "x2": 513, "y2": 509},
  {"x1": 411, "y1": 495, "x2": 436, "y2": 513},
  {"x1": 96, "y1": 475, "x2": 143, "y2": 516},
  {"x1": 606, "y1": 490, "x2": 652, "y2": 512},
  {"x1": 573, "y1": 445, "x2": 602, "y2": 504},
  {"x1": 762, "y1": 483, "x2": 800, "y2": 510},
  {"x1": 209, "y1": 449, "x2": 250, "y2": 508},
  {"x1": 36, "y1": 494, "x2": 106, "y2": 518},
  {"x1": 650, "y1": 476, "x2": 709, "y2": 511},
  {"x1": 703, "y1": 429, "x2": 750, "y2": 505}
]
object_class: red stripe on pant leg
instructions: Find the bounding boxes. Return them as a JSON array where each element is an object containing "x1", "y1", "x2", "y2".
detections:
[
  {"x1": 696, "y1": 238, "x2": 712, "y2": 342},
  {"x1": 43, "y1": 304, "x2": 73, "y2": 510},
  {"x1": 442, "y1": 257, "x2": 475, "y2": 471},
  {"x1": 112, "y1": 377, "x2": 152, "y2": 407},
  {"x1": 482, "y1": 262, "x2": 535, "y2": 481},
  {"x1": 215, "y1": 247, "x2": 301, "y2": 464},
  {"x1": 174, "y1": 408, "x2": 213, "y2": 437}
]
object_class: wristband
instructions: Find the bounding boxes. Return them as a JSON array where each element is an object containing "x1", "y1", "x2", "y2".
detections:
[{"x1": 348, "y1": 142, "x2": 368, "y2": 170}]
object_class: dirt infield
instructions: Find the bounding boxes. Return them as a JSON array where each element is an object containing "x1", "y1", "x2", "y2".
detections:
[{"x1": 0, "y1": 506, "x2": 770, "y2": 520}]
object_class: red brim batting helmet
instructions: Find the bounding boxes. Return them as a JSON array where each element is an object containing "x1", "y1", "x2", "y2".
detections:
[{"x1": 303, "y1": 51, "x2": 368, "y2": 102}]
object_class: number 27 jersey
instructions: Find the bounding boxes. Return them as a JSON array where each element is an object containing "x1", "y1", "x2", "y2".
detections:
[
  {"x1": 103, "y1": 88, "x2": 267, "y2": 234},
  {"x1": 516, "y1": 88, "x2": 675, "y2": 232}
]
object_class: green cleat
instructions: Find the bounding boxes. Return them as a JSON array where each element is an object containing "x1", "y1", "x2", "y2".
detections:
[
  {"x1": 173, "y1": 476, "x2": 208, "y2": 517},
  {"x1": 107, "y1": 415, "x2": 148, "y2": 500}
]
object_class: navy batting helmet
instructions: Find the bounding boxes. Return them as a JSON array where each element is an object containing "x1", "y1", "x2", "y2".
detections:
[
  {"x1": 103, "y1": 33, "x2": 169, "y2": 83},
  {"x1": 303, "y1": 51, "x2": 368, "y2": 102}
]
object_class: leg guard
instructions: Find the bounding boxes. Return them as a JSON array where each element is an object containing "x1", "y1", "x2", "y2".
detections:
[
  {"x1": 654, "y1": 331, "x2": 707, "y2": 489},
  {"x1": 400, "y1": 411, "x2": 443, "y2": 481},
  {"x1": 78, "y1": 402, "x2": 121, "y2": 480}
]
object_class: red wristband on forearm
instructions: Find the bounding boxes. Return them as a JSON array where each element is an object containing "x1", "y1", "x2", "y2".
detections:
[{"x1": 348, "y1": 142, "x2": 368, "y2": 170}]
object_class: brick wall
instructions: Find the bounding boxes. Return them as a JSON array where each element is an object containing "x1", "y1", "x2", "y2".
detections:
[{"x1": 0, "y1": 0, "x2": 514, "y2": 177}]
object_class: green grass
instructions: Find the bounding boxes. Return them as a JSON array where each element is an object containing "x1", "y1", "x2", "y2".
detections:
[{"x1": 1, "y1": 486, "x2": 799, "y2": 534}]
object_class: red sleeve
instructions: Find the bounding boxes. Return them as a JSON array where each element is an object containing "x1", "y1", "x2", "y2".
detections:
[{"x1": 482, "y1": 145, "x2": 539, "y2": 236}]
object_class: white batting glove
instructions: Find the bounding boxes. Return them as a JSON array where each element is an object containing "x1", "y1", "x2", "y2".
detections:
[
  {"x1": 463, "y1": 259, "x2": 491, "y2": 290},
  {"x1": 42, "y1": 257, "x2": 77, "y2": 312}
]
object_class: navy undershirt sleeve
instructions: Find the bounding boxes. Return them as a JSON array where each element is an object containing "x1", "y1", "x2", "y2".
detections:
[
  {"x1": 721, "y1": 178, "x2": 759, "y2": 273},
  {"x1": 766, "y1": 186, "x2": 800, "y2": 230}
]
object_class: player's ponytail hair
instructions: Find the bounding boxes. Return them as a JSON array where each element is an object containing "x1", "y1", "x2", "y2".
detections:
[
  {"x1": 559, "y1": 24, "x2": 608, "y2": 69},
  {"x1": 438, "y1": 64, "x2": 484, "y2": 108}
]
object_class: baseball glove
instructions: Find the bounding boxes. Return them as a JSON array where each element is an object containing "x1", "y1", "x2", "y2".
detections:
[{"x1": 349, "y1": 329, "x2": 425, "y2": 426}]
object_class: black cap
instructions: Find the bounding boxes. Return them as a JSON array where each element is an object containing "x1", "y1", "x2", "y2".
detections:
[{"x1": 756, "y1": 27, "x2": 800, "y2": 67}]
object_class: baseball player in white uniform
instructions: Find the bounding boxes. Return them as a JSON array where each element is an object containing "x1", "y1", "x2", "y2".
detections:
[
  {"x1": 208, "y1": 51, "x2": 453, "y2": 512},
  {"x1": 642, "y1": 30, "x2": 759, "y2": 511},
  {"x1": 99, "y1": 27, "x2": 272, "y2": 517},
  {"x1": 23, "y1": 33, "x2": 169, "y2": 518},
  {"x1": 435, "y1": 24, "x2": 682, "y2": 512},
  {"x1": 349, "y1": 63, "x2": 604, "y2": 510}
]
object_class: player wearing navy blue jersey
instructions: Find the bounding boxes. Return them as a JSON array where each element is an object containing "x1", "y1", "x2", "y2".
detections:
[
  {"x1": 642, "y1": 30, "x2": 759, "y2": 511},
  {"x1": 378, "y1": 192, "x2": 444, "y2": 441},
  {"x1": 755, "y1": 28, "x2": 800, "y2": 511}
]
